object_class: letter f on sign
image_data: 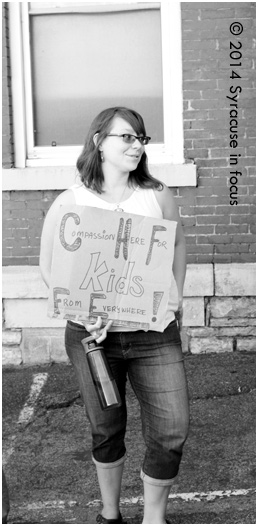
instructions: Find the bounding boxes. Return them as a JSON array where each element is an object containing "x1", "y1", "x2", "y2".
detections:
[{"x1": 146, "y1": 226, "x2": 167, "y2": 265}]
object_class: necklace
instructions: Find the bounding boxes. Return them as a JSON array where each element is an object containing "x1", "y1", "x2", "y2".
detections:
[{"x1": 113, "y1": 184, "x2": 128, "y2": 212}]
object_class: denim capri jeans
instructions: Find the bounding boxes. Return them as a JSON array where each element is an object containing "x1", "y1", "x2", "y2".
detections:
[{"x1": 65, "y1": 319, "x2": 189, "y2": 486}]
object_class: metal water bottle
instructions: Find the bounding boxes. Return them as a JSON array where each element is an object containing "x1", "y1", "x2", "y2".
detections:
[{"x1": 81, "y1": 335, "x2": 121, "y2": 410}]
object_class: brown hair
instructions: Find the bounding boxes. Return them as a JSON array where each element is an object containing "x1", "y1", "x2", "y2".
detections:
[{"x1": 76, "y1": 107, "x2": 163, "y2": 193}]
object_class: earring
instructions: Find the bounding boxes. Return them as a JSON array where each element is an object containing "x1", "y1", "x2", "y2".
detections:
[{"x1": 100, "y1": 151, "x2": 104, "y2": 162}]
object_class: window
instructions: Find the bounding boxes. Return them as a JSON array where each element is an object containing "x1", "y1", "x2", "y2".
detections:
[
  {"x1": 7, "y1": 1, "x2": 196, "y2": 188},
  {"x1": 29, "y1": 3, "x2": 164, "y2": 147}
]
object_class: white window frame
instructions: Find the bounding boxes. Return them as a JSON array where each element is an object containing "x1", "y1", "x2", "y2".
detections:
[{"x1": 7, "y1": 1, "x2": 196, "y2": 188}]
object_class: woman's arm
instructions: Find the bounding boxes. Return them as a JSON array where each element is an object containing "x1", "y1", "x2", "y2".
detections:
[
  {"x1": 40, "y1": 189, "x2": 75, "y2": 287},
  {"x1": 154, "y1": 185, "x2": 187, "y2": 309}
]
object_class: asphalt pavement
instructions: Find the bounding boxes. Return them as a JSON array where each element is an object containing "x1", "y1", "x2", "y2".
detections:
[{"x1": 2, "y1": 351, "x2": 256, "y2": 524}]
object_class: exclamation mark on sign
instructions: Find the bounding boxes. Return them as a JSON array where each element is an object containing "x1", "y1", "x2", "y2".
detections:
[{"x1": 152, "y1": 292, "x2": 164, "y2": 322}]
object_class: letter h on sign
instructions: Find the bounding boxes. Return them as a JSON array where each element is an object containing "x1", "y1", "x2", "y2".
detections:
[{"x1": 114, "y1": 218, "x2": 132, "y2": 260}]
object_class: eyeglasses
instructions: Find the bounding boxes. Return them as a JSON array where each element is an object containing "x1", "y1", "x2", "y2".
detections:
[{"x1": 107, "y1": 134, "x2": 151, "y2": 145}]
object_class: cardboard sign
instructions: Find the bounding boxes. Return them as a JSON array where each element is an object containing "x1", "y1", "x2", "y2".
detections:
[{"x1": 48, "y1": 205, "x2": 178, "y2": 332}]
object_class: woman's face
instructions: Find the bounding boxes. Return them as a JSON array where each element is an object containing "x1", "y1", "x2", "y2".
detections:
[{"x1": 99, "y1": 116, "x2": 145, "y2": 176}]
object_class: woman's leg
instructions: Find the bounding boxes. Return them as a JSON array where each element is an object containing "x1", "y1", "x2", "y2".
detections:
[
  {"x1": 127, "y1": 322, "x2": 189, "y2": 524},
  {"x1": 65, "y1": 322, "x2": 128, "y2": 520},
  {"x1": 142, "y1": 483, "x2": 171, "y2": 524},
  {"x1": 96, "y1": 461, "x2": 125, "y2": 520}
]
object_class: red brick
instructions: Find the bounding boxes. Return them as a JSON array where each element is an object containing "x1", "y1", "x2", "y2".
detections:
[
  {"x1": 215, "y1": 224, "x2": 249, "y2": 235},
  {"x1": 183, "y1": 90, "x2": 202, "y2": 100},
  {"x1": 232, "y1": 234, "x2": 256, "y2": 244},
  {"x1": 201, "y1": 159, "x2": 229, "y2": 168},
  {"x1": 183, "y1": 226, "x2": 215, "y2": 236},
  {"x1": 215, "y1": 205, "x2": 249, "y2": 215},
  {"x1": 184, "y1": 130, "x2": 210, "y2": 139},
  {"x1": 190, "y1": 101, "x2": 226, "y2": 111},
  {"x1": 213, "y1": 255, "x2": 232, "y2": 263},
  {"x1": 231, "y1": 215, "x2": 254, "y2": 225},
  {"x1": 189, "y1": 120, "x2": 224, "y2": 131},
  {"x1": 181, "y1": 218, "x2": 196, "y2": 228},
  {"x1": 180, "y1": 206, "x2": 197, "y2": 216},
  {"x1": 9, "y1": 209, "x2": 44, "y2": 220},
  {"x1": 186, "y1": 255, "x2": 198, "y2": 264},
  {"x1": 11, "y1": 238, "x2": 29, "y2": 249},
  {"x1": 196, "y1": 206, "x2": 217, "y2": 215},
  {"x1": 201, "y1": 90, "x2": 225, "y2": 100},
  {"x1": 197, "y1": 255, "x2": 215, "y2": 263},
  {"x1": 197, "y1": 178, "x2": 227, "y2": 188},
  {"x1": 185, "y1": 237, "x2": 197, "y2": 245},
  {"x1": 196, "y1": 196, "x2": 227, "y2": 206},
  {"x1": 215, "y1": 244, "x2": 249, "y2": 254},
  {"x1": 184, "y1": 110, "x2": 209, "y2": 120},
  {"x1": 235, "y1": 6, "x2": 256, "y2": 17},
  {"x1": 219, "y1": 205, "x2": 250, "y2": 215},
  {"x1": 182, "y1": 40, "x2": 218, "y2": 51},
  {"x1": 10, "y1": 191, "x2": 44, "y2": 201},
  {"x1": 187, "y1": 245, "x2": 213, "y2": 254},
  {"x1": 199, "y1": 8, "x2": 235, "y2": 19},
  {"x1": 181, "y1": 9, "x2": 201, "y2": 21},
  {"x1": 236, "y1": 254, "x2": 255, "y2": 263},
  {"x1": 198, "y1": 235, "x2": 231, "y2": 245},
  {"x1": 4, "y1": 200, "x2": 26, "y2": 210},
  {"x1": 183, "y1": 50, "x2": 201, "y2": 60},
  {"x1": 199, "y1": 69, "x2": 227, "y2": 81},
  {"x1": 196, "y1": 216, "x2": 230, "y2": 225}
]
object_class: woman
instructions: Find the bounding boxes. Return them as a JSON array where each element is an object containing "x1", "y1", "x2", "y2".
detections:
[{"x1": 40, "y1": 107, "x2": 189, "y2": 524}]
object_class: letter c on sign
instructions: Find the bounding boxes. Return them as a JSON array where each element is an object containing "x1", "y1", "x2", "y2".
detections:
[{"x1": 59, "y1": 213, "x2": 81, "y2": 251}]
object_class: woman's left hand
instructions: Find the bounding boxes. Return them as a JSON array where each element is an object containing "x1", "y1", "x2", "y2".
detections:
[
  {"x1": 175, "y1": 299, "x2": 184, "y2": 332},
  {"x1": 84, "y1": 316, "x2": 113, "y2": 343}
]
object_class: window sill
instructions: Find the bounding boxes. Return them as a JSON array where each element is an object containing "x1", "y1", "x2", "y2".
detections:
[{"x1": 2, "y1": 164, "x2": 197, "y2": 191}]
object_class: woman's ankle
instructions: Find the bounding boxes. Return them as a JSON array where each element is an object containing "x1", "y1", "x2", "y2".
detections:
[
  {"x1": 142, "y1": 516, "x2": 166, "y2": 524},
  {"x1": 101, "y1": 505, "x2": 120, "y2": 520}
]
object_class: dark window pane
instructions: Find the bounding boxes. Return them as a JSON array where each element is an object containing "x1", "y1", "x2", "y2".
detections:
[{"x1": 30, "y1": 6, "x2": 163, "y2": 146}]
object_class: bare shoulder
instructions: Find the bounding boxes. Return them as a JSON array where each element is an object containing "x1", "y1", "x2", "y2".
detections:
[
  {"x1": 46, "y1": 188, "x2": 76, "y2": 216},
  {"x1": 42, "y1": 189, "x2": 76, "y2": 234},
  {"x1": 154, "y1": 184, "x2": 179, "y2": 221},
  {"x1": 51, "y1": 188, "x2": 75, "y2": 208}
]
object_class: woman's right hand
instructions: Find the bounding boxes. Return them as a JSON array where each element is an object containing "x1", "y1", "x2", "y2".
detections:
[
  {"x1": 84, "y1": 316, "x2": 113, "y2": 343},
  {"x1": 175, "y1": 303, "x2": 183, "y2": 332}
]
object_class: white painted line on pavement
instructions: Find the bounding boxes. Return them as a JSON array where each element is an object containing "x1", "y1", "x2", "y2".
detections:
[
  {"x1": 168, "y1": 487, "x2": 256, "y2": 502},
  {"x1": 2, "y1": 372, "x2": 48, "y2": 466},
  {"x1": 25, "y1": 500, "x2": 78, "y2": 510},
  {"x1": 8, "y1": 488, "x2": 256, "y2": 516},
  {"x1": 86, "y1": 487, "x2": 256, "y2": 507},
  {"x1": 18, "y1": 372, "x2": 48, "y2": 425},
  {"x1": 7, "y1": 487, "x2": 256, "y2": 521}
]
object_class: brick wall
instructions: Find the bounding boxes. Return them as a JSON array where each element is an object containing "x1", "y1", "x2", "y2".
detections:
[
  {"x1": 2, "y1": 3, "x2": 14, "y2": 168},
  {"x1": 178, "y1": 2, "x2": 256, "y2": 263},
  {"x1": 2, "y1": 2, "x2": 256, "y2": 265},
  {"x1": 2, "y1": 191, "x2": 61, "y2": 266}
]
